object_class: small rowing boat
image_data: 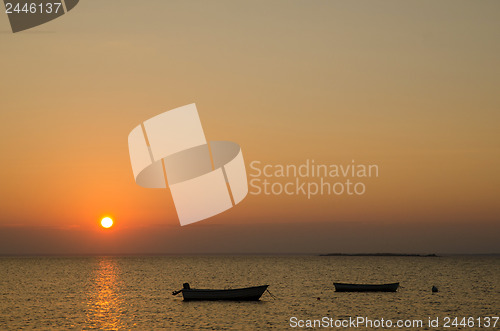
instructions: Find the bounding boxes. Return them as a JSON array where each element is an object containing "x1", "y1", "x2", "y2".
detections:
[
  {"x1": 334, "y1": 282, "x2": 399, "y2": 292},
  {"x1": 172, "y1": 283, "x2": 269, "y2": 301}
]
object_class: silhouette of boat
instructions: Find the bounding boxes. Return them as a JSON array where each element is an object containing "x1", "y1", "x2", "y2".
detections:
[
  {"x1": 172, "y1": 283, "x2": 269, "y2": 301},
  {"x1": 334, "y1": 282, "x2": 399, "y2": 292}
]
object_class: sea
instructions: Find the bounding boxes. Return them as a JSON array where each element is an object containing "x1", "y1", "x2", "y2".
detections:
[{"x1": 0, "y1": 256, "x2": 498, "y2": 330}]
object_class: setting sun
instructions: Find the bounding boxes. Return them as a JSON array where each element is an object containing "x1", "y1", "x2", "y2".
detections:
[{"x1": 101, "y1": 217, "x2": 114, "y2": 229}]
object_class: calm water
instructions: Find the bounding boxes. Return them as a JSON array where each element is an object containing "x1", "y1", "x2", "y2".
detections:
[{"x1": 0, "y1": 256, "x2": 498, "y2": 330}]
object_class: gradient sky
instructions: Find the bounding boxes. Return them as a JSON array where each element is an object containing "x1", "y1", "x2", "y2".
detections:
[{"x1": 0, "y1": 0, "x2": 499, "y2": 254}]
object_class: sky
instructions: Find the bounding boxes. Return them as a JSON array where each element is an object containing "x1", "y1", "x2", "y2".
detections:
[{"x1": 0, "y1": 0, "x2": 499, "y2": 254}]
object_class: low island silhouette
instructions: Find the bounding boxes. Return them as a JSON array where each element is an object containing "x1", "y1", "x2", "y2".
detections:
[{"x1": 319, "y1": 253, "x2": 438, "y2": 257}]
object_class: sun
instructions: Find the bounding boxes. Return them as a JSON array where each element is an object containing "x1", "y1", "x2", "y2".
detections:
[{"x1": 101, "y1": 217, "x2": 114, "y2": 229}]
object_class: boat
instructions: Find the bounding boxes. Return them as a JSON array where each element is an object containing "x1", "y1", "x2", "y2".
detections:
[
  {"x1": 334, "y1": 282, "x2": 399, "y2": 292},
  {"x1": 172, "y1": 283, "x2": 269, "y2": 301}
]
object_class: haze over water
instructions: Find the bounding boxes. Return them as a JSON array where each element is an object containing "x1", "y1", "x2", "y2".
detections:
[{"x1": 1, "y1": 256, "x2": 498, "y2": 329}]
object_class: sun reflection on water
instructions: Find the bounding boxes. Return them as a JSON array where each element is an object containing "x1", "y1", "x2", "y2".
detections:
[{"x1": 85, "y1": 258, "x2": 125, "y2": 330}]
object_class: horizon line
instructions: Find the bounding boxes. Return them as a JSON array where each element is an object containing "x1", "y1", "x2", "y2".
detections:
[{"x1": 1, "y1": 252, "x2": 499, "y2": 257}]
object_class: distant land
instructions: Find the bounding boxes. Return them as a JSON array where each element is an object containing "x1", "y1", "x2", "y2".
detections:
[{"x1": 319, "y1": 253, "x2": 439, "y2": 257}]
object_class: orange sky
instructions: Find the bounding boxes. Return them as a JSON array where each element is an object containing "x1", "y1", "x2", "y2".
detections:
[{"x1": 0, "y1": 1, "x2": 499, "y2": 253}]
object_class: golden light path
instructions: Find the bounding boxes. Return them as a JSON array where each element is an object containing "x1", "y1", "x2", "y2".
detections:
[
  {"x1": 85, "y1": 258, "x2": 124, "y2": 329},
  {"x1": 101, "y1": 217, "x2": 113, "y2": 229}
]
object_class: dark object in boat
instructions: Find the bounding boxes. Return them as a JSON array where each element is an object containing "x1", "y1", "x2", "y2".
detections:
[
  {"x1": 334, "y1": 282, "x2": 399, "y2": 292},
  {"x1": 172, "y1": 282, "x2": 191, "y2": 296},
  {"x1": 172, "y1": 284, "x2": 269, "y2": 301},
  {"x1": 432, "y1": 286, "x2": 438, "y2": 293}
]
